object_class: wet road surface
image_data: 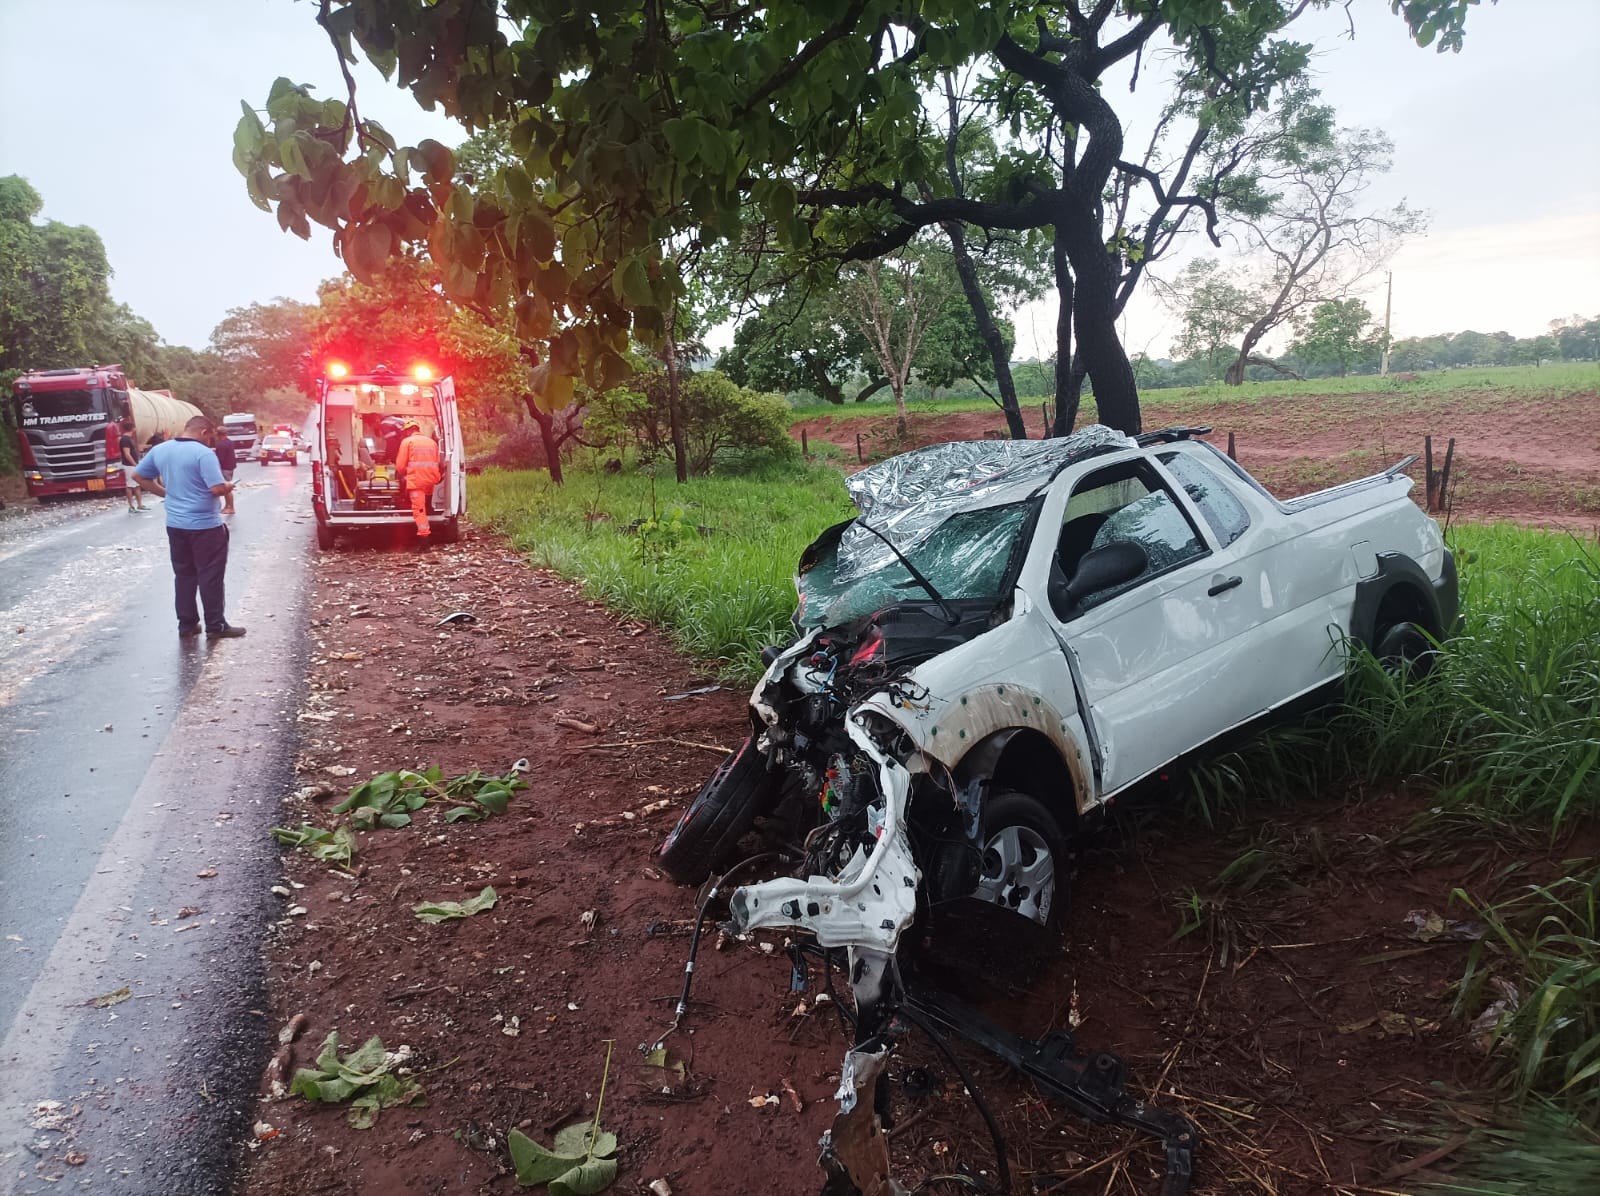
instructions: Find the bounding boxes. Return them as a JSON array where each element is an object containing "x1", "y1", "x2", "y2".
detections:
[{"x1": 0, "y1": 464, "x2": 314, "y2": 1193}]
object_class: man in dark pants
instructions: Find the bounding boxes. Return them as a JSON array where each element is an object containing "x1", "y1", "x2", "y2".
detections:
[{"x1": 133, "y1": 416, "x2": 245, "y2": 639}]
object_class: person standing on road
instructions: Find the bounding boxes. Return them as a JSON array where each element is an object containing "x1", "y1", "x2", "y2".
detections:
[
  {"x1": 118, "y1": 419, "x2": 146, "y2": 513},
  {"x1": 133, "y1": 416, "x2": 245, "y2": 639},
  {"x1": 214, "y1": 430, "x2": 238, "y2": 515},
  {"x1": 394, "y1": 420, "x2": 442, "y2": 548}
]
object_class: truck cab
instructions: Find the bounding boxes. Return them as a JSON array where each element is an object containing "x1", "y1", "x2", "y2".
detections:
[
  {"x1": 222, "y1": 413, "x2": 259, "y2": 460},
  {"x1": 308, "y1": 362, "x2": 466, "y2": 549}
]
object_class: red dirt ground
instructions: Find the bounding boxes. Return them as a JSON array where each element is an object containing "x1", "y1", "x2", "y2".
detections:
[
  {"x1": 240, "y1": 523, "x2": 1591, "y2": 1196},
  {"x1": 793, "y1": 386, "x2": 1600, "y2": 530}
]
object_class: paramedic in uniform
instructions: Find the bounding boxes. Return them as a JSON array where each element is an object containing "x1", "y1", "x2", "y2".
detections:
[{"x1": 394, "y1": 420, "x2": 442, "y2": 546}]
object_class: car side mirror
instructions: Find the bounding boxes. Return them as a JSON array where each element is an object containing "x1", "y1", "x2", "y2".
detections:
[{"x1": 1063, "y1": 541, "x2": 1148, "y2": 607}]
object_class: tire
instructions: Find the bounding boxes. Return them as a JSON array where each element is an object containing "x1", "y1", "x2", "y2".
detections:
[
  {"x1": 659, "y1": 736, "x2": 774, "y2": 884},
  {"x1": 315, "y1": 520, "x2": 336, "y2": 550},
  {"x1": 259, "y1": 458, "x2": 268, "y2": 467},
  {"x1": 435, "y1": 516, "x2": 460, "y2": 544},
  {"x1": 1373, "y1": 618, "x2": 1437, "y2": 681},
  {"x1": 973, "y1": 790, "x2": 1067, "y2": 931}
]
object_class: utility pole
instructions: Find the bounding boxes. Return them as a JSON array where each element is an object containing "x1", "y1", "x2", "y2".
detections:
[{"x1": 1379, "y1": 271, "x2": 1394, "y2": 377}]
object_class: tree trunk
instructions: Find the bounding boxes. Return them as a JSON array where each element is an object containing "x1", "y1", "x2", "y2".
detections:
[
  {"x1": 944, "y1": 220, "x2": 1026, "y2": 440},
  {"x1": 1058, "y1": 208, "x2": 1140, "y2": 434},
  {"x1": 1050, "y1": 232, "x2": 1075, "y2": 438},
  {"x1": 891, "y1": 379, "x2": 907, "y2": 438},
  {"x1": 522, "y1": 395, "x2": 564, "y2": 485},
  {"x1": 806, "y1": 357, "x2": 844, "y2": 404},
  {"x1": 1225, "y1": 318, "x2": 1272, "y2": 386},
  {"x1": 664, "y1": 329, "x2": 688, "y2": 484}
]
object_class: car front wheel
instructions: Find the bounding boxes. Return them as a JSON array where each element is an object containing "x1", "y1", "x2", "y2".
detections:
[
  {"x1": 974, "y1": 789, "x2": 1066, "y2": 931},
  {"x1": 1374, "y1": 618, "x2": 1437, "y2": 680},
  {"x1": 659, "y1": 735, "x2": 774, "y2": 883}
]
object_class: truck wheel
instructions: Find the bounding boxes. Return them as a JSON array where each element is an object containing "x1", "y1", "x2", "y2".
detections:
[
  {"x1": 315, "y1": 521, "x2": 336, "y2": 551},
  {"x1": 435, "y1": 516, "x2": 460, "y2": 544},
  {"x1": 974, "y1": 790, "x2": 1066, "y2": 931},
  {"x1": 659, "y1": 736, "x2": 774, "y2": 884},
  {"x1": 259, "y1": 458, "x2": 268, "y2": 467}
]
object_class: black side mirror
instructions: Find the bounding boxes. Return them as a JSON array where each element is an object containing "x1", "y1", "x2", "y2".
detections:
[{"x1": 1063, "y1": 541, "x2": 1148, "y2": 607}]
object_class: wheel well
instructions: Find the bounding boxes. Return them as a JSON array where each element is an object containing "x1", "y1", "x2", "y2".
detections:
[{"x1": 956, "y1": 728, "x2": 1078, "y2": 831}]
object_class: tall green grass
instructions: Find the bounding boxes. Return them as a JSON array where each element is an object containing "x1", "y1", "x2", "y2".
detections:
[
  {"x1": 471, "y1": 462, "x2": 852, "y2": 679},
  {"x1": 1454, "y1": 864, "x2": 1600, "y2": 1122},
  {"x1": 1191, "y1": 525, "x2": 1600, "y2": 831}
]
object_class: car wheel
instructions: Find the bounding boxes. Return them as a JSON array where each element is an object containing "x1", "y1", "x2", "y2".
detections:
[
  {"x1": 315, "y1": 521, "x2": 336, "y2": 550},
  {"x1": 659, "y1": 735, "x2": 774, "y2": 884},
  {"x1": 974, "y1": 789, "x2": 1066, "y2": 931},
  {"x1": 1373, "y1": 618, "x2": 1436, "y2": 680}
]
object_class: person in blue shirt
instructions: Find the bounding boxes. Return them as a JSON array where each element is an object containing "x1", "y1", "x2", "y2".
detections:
[{"x1": 133, "y1": 416, "x2": 245, "y2": 639}]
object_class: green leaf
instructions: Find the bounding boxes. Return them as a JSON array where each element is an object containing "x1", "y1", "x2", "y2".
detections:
[
  {"x1": 413, "y1": 886, "x2": 498, "y2": 924},
  {"x1": 617, "y1": 256, "x2": 652, "y2": 307},
  {"x1": 549, "y1": 1157, "x2": 618, "y2": 1196},
  {"x1": 444, "y1": 805, "x2": 484, "y2": 823},
  {"x1": 343, "y1": 221, "x2": 393, "y2": 282},
  {"x1": 414, "y1": 138, "x2": 456, "y2": 183},
  {"x1": 508, "y1": 1129, "x2": 580, "y2": 1186},
  {"x1": 279, "y1": 134, "x2": 313, "y2": 181}
]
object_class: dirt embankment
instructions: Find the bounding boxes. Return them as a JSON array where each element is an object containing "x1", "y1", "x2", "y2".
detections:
[
  {"x1": 795, "y1": 387, "x2": 1600, "y2": 530},
  {"x1": 240, "y1": 526, "x2": 1587, "y2": 1196}
]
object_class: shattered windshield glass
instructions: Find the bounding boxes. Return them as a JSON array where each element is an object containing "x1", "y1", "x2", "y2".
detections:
[
  {"x1": 794, "y1": 427, "x2": 1133, "y2": 629},
  {"x1": 798, "y1": 501, "x2": 1033, "y2": 629}
]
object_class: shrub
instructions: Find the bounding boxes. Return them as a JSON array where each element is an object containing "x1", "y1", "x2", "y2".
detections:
[{"x1": 586, "y1": 367, "x2": 796, "y2": 474}]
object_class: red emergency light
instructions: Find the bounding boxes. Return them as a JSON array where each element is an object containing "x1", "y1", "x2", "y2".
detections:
[
  {"x1": 411, "y1": 364, "x2": 434, "y2": 382},
  {"x1": 326, "y1": 361, "x2": 350, "y2": 379}
]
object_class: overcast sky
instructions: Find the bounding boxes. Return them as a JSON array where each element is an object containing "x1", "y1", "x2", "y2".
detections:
[{"x1": 2, "y1": 0, "x2": 1597, "y2": 363}]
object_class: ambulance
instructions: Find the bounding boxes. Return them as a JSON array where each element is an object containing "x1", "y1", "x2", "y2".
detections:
[{"x1": 308, "y1": 362, "x2": 466, "y2": 549}]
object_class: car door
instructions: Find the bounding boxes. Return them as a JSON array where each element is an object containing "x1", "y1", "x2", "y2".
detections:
[{"x1": 1043, "y1": 457, "x2": 1273, "y2": 796}]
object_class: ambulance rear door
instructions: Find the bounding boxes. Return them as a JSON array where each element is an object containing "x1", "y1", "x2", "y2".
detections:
[{"x1": 437, "y1": 375, "x2": 466, "y2": 517}]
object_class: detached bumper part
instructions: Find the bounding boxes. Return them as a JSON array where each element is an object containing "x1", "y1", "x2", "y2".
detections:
[
  {"x1": 728, "y1": 757, "x2": 919, "y2": 952},
  {"x1": 818, "y1": 1046, "x2": 908, "y2": 1196}
]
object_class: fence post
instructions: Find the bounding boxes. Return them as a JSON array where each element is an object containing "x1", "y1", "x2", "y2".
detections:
[
  {"x1": 1425, "y1": 435, "x2": 1435, "y2": 511},
  {"x1": 1226, "y1": 431, "x2": 1236, "y2": 461},
  {"x1": 801, "y1": 427, "x2": 809, "y2": 457},
  {"x1": 1041, "y1": 403, "x2": 1050, "y2": 438},
  {"x1": 856, "y1": 432, "x2": 864, "y2": 464},
  {"x1": 1438, "y1": 437, "x2": 1456, "y2": 512}
]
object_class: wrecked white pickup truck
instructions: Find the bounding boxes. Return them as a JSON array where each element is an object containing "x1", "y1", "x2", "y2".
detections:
[{"x1": 658, "y1": 424, "x2": 1457, "y2": 1192}]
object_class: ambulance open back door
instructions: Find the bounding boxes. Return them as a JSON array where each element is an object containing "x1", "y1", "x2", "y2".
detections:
[{"x1": 310, "y1": 363, "x2": 465, "y2": 550}]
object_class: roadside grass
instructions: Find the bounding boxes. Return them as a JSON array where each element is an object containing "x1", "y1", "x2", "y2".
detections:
[
  {"x1": 471, "y1": 459, "x2": 851, "y2": 679},
  {"x1": 1187, "y1": 523, "x2": 1599, "y2": 1143}
]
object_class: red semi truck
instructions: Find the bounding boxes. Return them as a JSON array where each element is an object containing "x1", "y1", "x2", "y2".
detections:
[{"x1": 6, "y1": 366, "x2": 200, "y2": 500}]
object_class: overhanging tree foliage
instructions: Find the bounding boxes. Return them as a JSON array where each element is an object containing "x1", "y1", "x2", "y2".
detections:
[{"x1": 233, "y1": 1, "x2": 1483, "y2": 438}]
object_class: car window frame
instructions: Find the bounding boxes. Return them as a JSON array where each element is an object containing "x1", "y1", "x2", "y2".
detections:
[
  {"x1": 1155, "y1": 449, "x2": 1253, "y2": 550},
  {"x1": 1052, "y1": 457, "x2": 1213, "y2": 617}
]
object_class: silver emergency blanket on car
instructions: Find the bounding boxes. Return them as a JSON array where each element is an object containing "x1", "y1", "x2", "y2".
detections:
[{"x1": 836, "y1": 425, "x2": 1132, "y2": 583}]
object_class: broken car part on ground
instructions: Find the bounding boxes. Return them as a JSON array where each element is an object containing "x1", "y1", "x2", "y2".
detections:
[{"x1": 658, "y1": 425, "x2": 1458, "y2": 1193}]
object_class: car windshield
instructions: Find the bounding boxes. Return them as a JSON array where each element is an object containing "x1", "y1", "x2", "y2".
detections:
[{"x1": 797, "y1": 501, "x2": 1032, "y2": 629}]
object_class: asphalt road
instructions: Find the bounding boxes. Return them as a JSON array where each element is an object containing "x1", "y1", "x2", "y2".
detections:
[{"x1": 0, "y1": 462, "x2": 314, "y2": 1194}]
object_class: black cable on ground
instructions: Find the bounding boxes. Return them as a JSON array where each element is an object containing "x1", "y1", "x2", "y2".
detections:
[
  {"x1": 897, "y1": 1002, "x2": 1012, "y2": 1196},
  {"x1": 654, "y1": 851, "x2": 788, "y2": 1050}
]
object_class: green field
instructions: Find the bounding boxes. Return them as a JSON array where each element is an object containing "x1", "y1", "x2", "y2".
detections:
[{"x1": 791, "y1": 361, "x2": 1600, "y2": 426}]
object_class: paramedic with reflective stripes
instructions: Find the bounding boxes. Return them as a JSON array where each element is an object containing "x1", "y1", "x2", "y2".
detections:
[{"x1": 394, "y1": 421, "x2": 442, "y2": 539}]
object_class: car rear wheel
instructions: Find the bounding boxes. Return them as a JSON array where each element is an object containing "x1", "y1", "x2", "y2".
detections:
[
  {"x1": 974, "y1": 790, "x2": 1066, "y2": 931},
  {"x1": 659, "y1": 735, "x2": 774, "y2": 884},
  {"x1": 1373, "y1": 618, "x2": 1437, "y2": 680}
]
